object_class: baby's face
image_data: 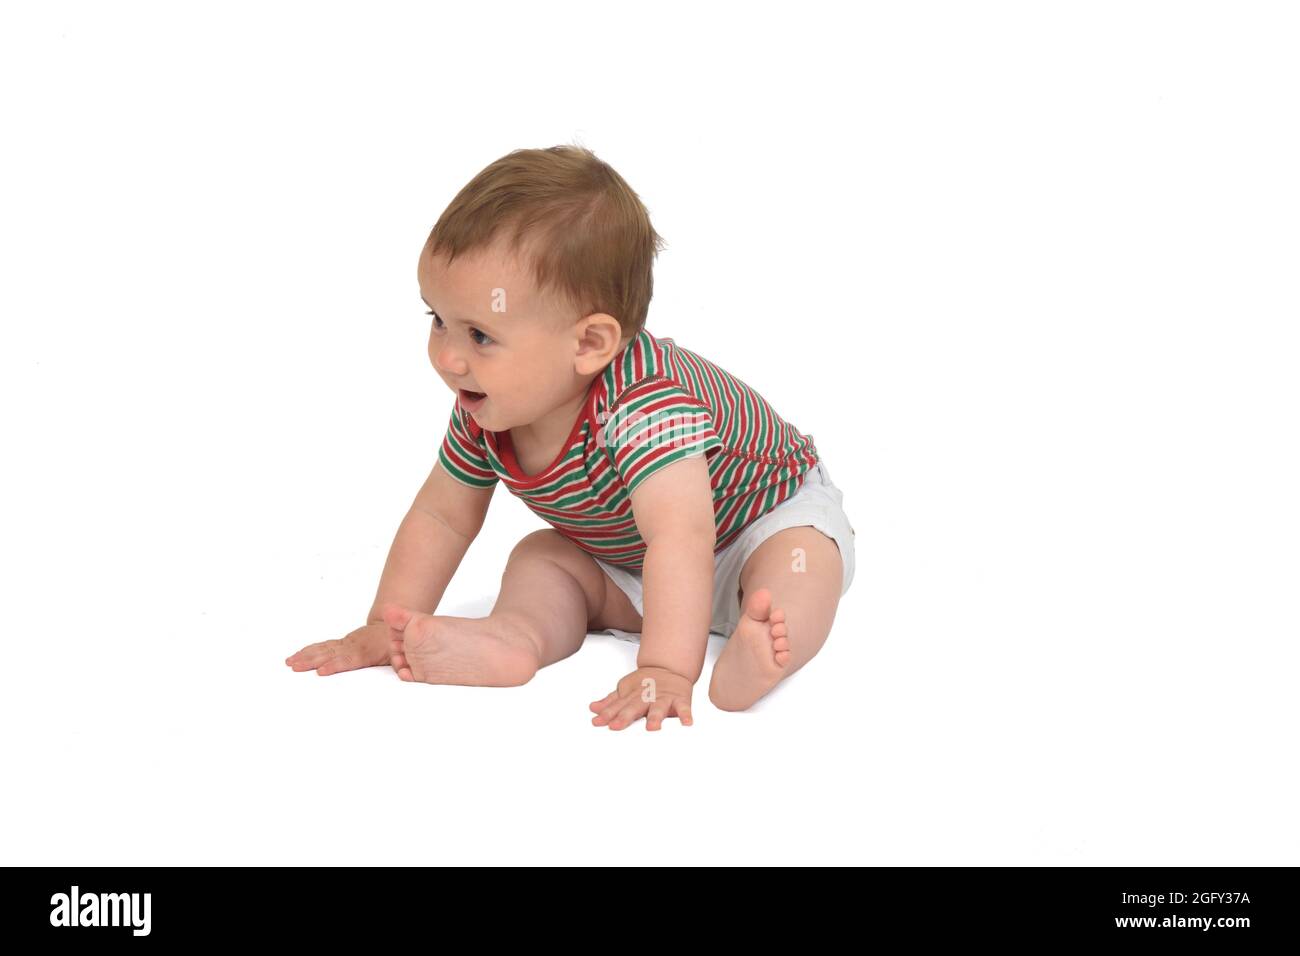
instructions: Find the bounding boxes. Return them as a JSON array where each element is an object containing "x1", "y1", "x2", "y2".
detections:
[{"x1": 417, "y1": 239, "x2": 601, "y2": 433}]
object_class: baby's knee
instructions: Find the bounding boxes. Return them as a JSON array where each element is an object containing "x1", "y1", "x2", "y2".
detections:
[{"x1": 507, "y1": 528, "x2": 568, "y2": 563}]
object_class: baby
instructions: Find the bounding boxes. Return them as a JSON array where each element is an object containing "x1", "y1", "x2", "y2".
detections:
[{"x1": 285, "y1": 145, "x2": 856, "y2": 729}]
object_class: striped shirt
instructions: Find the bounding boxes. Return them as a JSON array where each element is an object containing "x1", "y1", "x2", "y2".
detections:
[{"x1": 438, "y1": 328, "x2": 820, "y2": 571}]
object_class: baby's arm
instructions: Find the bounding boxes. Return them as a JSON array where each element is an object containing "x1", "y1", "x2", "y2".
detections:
[
  {"x1": 285, "y1": 461, "x2": 494, "y2": 675},
  {"x1": 628, "y1": 453, "x2": 717, "y2": 682},
  {"x1": 366, "y1": 460, "x2": 495, "y2": 624}
]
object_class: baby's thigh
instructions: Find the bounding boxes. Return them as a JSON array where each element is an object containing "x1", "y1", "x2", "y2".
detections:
[
  {"x1": 738, "y1": 525, "x2": 844, "y2": 601},
  {"x1": 588, "y1": 562, "x2": 643, "y2": 634}
]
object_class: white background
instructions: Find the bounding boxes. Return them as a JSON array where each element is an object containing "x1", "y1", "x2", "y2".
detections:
[{"x1": 1, "y1": 1, "x2": 1296, "y2": 865}]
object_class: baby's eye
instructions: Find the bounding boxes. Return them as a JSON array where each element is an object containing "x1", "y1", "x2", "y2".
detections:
[{"x1": 425, "y1": 309, "x2": 491, "y2": 346}]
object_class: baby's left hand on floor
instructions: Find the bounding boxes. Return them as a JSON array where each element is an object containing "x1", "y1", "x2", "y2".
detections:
[{"x1": 589, "y1": 666, "x2": 695, "y2": 731}]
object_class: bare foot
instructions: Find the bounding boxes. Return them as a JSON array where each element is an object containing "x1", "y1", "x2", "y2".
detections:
[
  {"x1": 707, "y1": 588, "x2": 791, "y2": 711},
  {"x1": 381, "y1": 605, "x2": 541, "y2": 687}
]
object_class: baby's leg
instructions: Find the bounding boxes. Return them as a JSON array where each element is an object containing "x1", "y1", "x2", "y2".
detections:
[
  {"x1": 708, "y1": 526, "x2": 844, "y2": 711},
  {"x1": 386, "y1": 529, "x2": 643, "y2": 686}
]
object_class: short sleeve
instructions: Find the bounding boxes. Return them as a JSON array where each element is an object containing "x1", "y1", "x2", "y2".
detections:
[
  {"x1": 437, "y1": 399, "x2": 498, "y2": 488},
  {"x1": 602, "y1": 378, "x2": 723, "y2": 497}
]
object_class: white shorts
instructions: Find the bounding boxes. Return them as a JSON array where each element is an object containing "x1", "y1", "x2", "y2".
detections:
[{"x1": 592, "y1": 458, "x2": 856, "y2": 642}]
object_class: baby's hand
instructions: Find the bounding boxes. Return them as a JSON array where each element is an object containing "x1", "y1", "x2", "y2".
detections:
[
  {"x1": 285, "y1": 623, "x2": 391, "y2": 676},
  {"x1": 589, "y1": 666, "x2": 695, "y2": 731}
]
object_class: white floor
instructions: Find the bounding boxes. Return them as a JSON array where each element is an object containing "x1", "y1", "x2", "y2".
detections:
[{"x1": 4, "y1": 458, "x2": 1295, "y2": 864}]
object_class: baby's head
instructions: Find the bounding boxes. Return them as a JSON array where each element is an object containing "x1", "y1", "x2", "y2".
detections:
[{"x1": 417, "y1": 145, "x2": 664, "y2": 432}]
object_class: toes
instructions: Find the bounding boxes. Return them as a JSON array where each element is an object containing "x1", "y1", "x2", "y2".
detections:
[
  {"x1": 404, "y1": 613, "x2": 438, "y2": 644},
  {"x1": 390, "y1": 635, "x2": 408, "y2": 668},
  {"x1": 743, "y1": 588, "x2": 772, "y2": 622},
  {"x1": 390, "y1": 635, "x2": 410, "y2": 670},
  {"x1": 772, "y1": 636, "x2": 790, "y2": 652},
  {"x1": 771, "y1": 622, "x2": 788, "y2": 639},
  {"x1": 774, "y1": 649, "x2": 791, "y2": 667},
  {"x1": 381, "y1": 604, "x2": 413, "y2": 633},
  {"x1": 770, "y1": 608, "x2": 786, "y2": 624}
]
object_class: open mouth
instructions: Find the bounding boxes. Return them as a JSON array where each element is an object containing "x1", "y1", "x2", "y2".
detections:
[{"x1": 458, "y1": 388, "x2": 487, "y2": 403}]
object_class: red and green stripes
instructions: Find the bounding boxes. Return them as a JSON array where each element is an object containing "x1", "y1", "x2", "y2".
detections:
[
  {"x1": 436, "y1": 328, "x2": 819, "y2": 571},
  {"x1": 438, "y1": 407, "x2": 497, "y2": 488}
]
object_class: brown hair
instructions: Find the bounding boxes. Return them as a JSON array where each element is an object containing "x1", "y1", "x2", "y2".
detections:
[{"x1": 424, "y1": 145, "x2": 665, "y2": 338}]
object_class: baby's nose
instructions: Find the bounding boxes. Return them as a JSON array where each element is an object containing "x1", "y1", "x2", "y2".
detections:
[{"x1": 432, "y1": 343, "x2": 468, "y2": 376}]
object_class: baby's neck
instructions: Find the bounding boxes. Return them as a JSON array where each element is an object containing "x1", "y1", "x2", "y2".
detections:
[{"x1": 509, "y1": 378, "x2": 597, "y2": 471}]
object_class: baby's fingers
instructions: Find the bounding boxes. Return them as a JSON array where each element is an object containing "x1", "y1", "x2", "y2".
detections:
[
  {"x1": 646, "y1": 696, "x2": 693, "y2": 731},
  {"x1": 314, "y1": 644, "x2": 361, "y2": 676},
  {"x1": 673, "y1": 698, "x2": 694, "y2": 727},
  {"x1": 646, "y1": 698, "x2": 671, "y2": 731},
  {"x1": 604, "y1": 697, "x2": 649, "y2": 731},
  {"x1": 285, "y1": 640, "x2": 365, "y2": 676},
  {"x1": 285, "y1": 643, "x2": 330, "y2": 671},
  {"x1": 592, "y1": 692, "x2": 631, "y2": 727}
]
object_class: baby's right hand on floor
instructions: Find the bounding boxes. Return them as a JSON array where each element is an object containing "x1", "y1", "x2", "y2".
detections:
[{"x1": 284, "y1": 623, "x2": 392, "y2": 676}]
